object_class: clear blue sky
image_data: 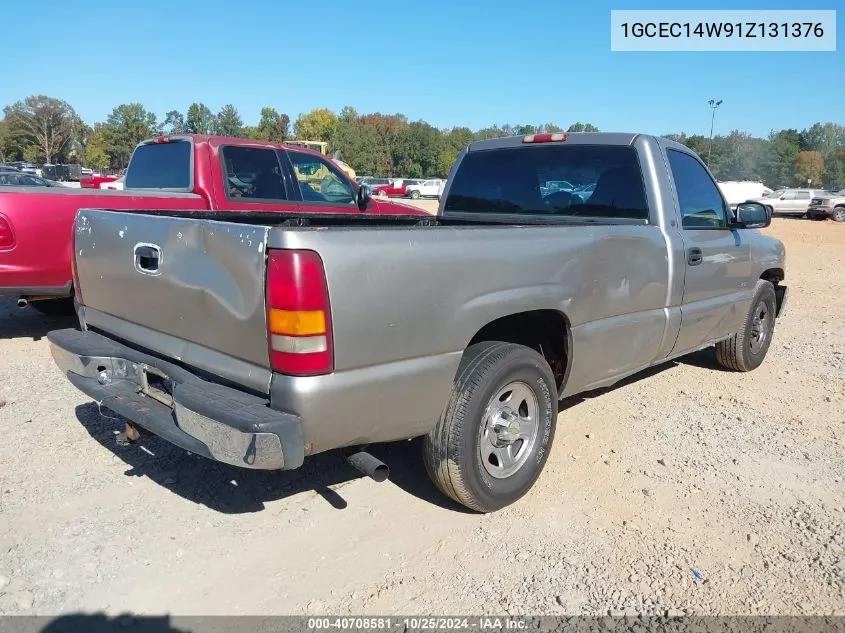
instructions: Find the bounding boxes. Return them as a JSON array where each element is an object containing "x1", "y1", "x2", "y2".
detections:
[{"x1": 1, "y1": 0, "x2": 842, "y2": 137}]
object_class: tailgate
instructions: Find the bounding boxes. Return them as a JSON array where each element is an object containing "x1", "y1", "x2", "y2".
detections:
[{"x1": 74, "y1": 209, "x2": 271, "y2": 378}]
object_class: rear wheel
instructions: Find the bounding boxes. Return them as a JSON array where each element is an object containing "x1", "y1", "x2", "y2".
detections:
[
  {"x1": 410, "y1": 190, "x2": 420, "y2": 199},
  {"x1": 832, "y1": 207, "x2": 845, "y2": 223},
  {"x1": 377, "y1": 189, "x2": 387, "y2": 198},
  {"x1": 423, "y1": 341, "x2": 558, "y2": 513},
  {"x1": 715, "y1": 280, "x2": 777, "y2": 372}
]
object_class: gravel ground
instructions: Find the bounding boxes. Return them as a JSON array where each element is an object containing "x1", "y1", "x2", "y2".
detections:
[{"x1": 0, "y1": 216, "x2": 842, "y2": 617}]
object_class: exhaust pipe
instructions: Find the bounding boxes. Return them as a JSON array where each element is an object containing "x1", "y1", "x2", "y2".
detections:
[
  {"x1": 346, "y1": 450, "x2": 389, "y2": 482},
  {"x1": 17, "y1": 298, "x2": 28, "y2": 308}
]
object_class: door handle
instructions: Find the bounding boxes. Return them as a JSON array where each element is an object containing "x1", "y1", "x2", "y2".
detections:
[
  {"x1": 134, "y1": 243, "x2": 161, "y2": 275},
  {"x1": 687, "y1": 247, "x2": 703, "y2": 266}
]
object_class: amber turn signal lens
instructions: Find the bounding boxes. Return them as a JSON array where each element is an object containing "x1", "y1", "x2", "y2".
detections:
[{"x1": 268, "y1": 308, "x2": 326, "y2": 336}]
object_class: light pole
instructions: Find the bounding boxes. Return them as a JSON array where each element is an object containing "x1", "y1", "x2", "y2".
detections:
[{"x1": 707, "y1": 99, "x2": 723, "y2": 164}]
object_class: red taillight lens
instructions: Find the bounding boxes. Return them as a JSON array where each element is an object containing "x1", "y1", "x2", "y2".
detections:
[
  {"x1": 0, "y1": 214, "x2": 14, "y2": 249},
  {"x1": 266, "y1": 249, "x2": 333, "y2": 376}
]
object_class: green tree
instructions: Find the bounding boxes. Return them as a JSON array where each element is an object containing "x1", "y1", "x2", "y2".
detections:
[
  {"x1": 707, "y1": 131, "x2": 766, "y2": 181},
  {"x1": 800, "y1": 122, "x2": 845, "y2": 154},
  {"x1": 391, "y1": 121, "x2": 440, "y2": 177},
  {"x1": 185, "y1": 102, "x2": 215, "y2": 134},
  {"x1": 214, "y1": 104, "x2": 242, "y2": 136},
  {"x1": 474, "y1": 126, "x2": 506, "y2": 140},
  {"x1": 293, "y1": 108, "x2": 339, "y2": 142},
  {"x1": 339, "y1": 105, "x2": 358, "y2": 125},
  {"x1": 442, "y1": 126, "x2": 474, "y2": 152},
  {"x1": 66, "y1": 118, "x2": 91, "y2": 165},
  {"x1": 258, "y1": 107, "x2": 290, "y2": 142},
  {"x1": 103, "y1": 103, "x2": 158, "y2": 167},
  {"x1": 795, "y1": 151, "x2": 825, "y2": 187},
  {"x1": 567, "y1": 122, "x2": 599, "y2": 133},
  {"x1": 162, "y1": 110, "x2": 186, "y2": 134},
  {"x1": 822, "y1": 149, "x2": 845, "y2": 189},
  {"x1": 764, "y1": 129, "x2": 801, "y2": 188},
  {"x1": 84, "y1": 124, "x2": 110, "y2": 170},
  {"x1": 3, "y1": 95, "x2": 80, "y2": 164},
  {"x1": 0, "y1": 119, "x2": 22, "y2": 163},
  {"x1": 438, "y1": 148, "x2": 458, "y2": 177},
  {"x1": 542, "y1": 123, "x2": 565, "y2": 133}
]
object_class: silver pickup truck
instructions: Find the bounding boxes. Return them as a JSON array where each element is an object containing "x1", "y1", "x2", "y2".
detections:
[{"x1": 47, "y1": 132, "x2": 787, "y2": 513}]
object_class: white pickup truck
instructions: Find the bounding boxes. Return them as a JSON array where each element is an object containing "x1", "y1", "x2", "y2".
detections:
[{"x1": 406, "y1": 178, "x2": 444, "y2": 199}]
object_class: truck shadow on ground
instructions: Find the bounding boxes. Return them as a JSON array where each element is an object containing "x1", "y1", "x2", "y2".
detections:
[
  {"x1": 0, "y1": 297, "x2": 77, "y2": 341},
  {"x1": 76, "y1": 349, "x2": 719, "y2": 514},
  {"x1": 74, "y1": 402, "x2": 472, "y2": 515},
  {"x1": 38, "y1": 613, "x2": 187, "y2": 633},
  {"x1": 673, "y1": 347, "x2": 728, "y2": 371},
  {"x1": 73, "y1": 354, "x2": 702, "y2": 515}
]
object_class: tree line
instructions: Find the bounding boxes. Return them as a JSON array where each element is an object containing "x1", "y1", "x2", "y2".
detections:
[{"x1": 1, "y1": 95, "x2": 843, "y2": 188}]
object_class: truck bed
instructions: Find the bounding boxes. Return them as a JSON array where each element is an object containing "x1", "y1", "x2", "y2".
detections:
[{"x1": 73, "y1": 207, "x2": 671, "y2": 415}]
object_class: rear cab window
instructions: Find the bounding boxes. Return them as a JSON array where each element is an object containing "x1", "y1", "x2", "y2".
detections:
[
  {"x1": 443, "y1": 144, "x2": 649, "y2": 221},
  {"x1": 124, "y1": 140, "x2": 192, "y2": 190},
  {"x1": 222, "y1": 146, "x2": 288, "y2": 201}
]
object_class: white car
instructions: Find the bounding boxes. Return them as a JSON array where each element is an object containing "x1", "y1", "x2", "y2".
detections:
[
  {"x1": 753, "y1": 188, "x2": 827, "y2": 217},
  {"x1": 100, "y1": 175, "x2": 125, "y2": 191},
  {"x1": 406, "y1": 179, "x2": 444, "y2": 199}
]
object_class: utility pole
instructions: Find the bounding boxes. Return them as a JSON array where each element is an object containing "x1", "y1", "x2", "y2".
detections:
[{"x1": 708, "y1": 99, "x2": 723, "y2": 164}]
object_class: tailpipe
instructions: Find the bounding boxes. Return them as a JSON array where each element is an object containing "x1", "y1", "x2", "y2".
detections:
[
  {"x1": 17, "y1": 298, "x2": 28, "y2": 308},
  {"x1": 346, "y1": 449, "x2": 389, "y2": 482}
]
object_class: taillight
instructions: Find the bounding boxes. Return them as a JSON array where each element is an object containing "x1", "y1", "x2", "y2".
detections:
[
  {"x1": 266, "y1": 249, "x2": 333, "y2": 376},
  {"x1": 523, "y1": 133, "x2": 569, "y2": 143},
  {"x1": 0, "y1": 214, "x2": 14, "y2": 249}
]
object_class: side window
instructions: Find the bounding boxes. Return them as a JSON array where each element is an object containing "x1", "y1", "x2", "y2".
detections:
[
  {"x1": 287, "y1": 151, "x2": 355, "y2": 206},
  {"x1": 795, "y1": 191, "x2": 810, "y2": 199},
  {"x1": 222, "y1": 146, "x2": 287, "y2": 201},
  {"x1": 781, "y1": 191, "x2": 796, "y2": 200},
  {"x1": 666, "y1": 150, "x2": 727, "y2": 229}
]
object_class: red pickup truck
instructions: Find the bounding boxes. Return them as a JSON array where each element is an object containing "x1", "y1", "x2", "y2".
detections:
[
  {"x1": 371, "y1": 179, "x2": 420, "y2": 198},
  {"x1": 0, "y1": 135, "x2": 425, "y2": 312},
  {"x1": 79, "y1": 174, "x2": 120, "y2": 189}
]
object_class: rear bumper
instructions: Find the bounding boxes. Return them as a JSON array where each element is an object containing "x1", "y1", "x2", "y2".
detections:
[
  {"x1": 806, "y1": 206, "x2": 831, "y2": 217},
  {"x1": 0, "y1": 282, "x2": 73, "y2": 297},
  {"x1": 47, "y1": 328, "x2": 304, "y2": 470}
]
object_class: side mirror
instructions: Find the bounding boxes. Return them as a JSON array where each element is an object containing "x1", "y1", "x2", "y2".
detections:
[
  {"x1": 356, "y1": 184, "x2": 371, "y2": 211},
  {"x1": 734, "y1": 201, "x2": 771, "y2": 229}
]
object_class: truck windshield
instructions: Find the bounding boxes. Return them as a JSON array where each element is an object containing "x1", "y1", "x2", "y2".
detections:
[
  {"x1": 444, "y1": 144, "x2": 648, "y2": 220},
  {"x1": 125, "y1": 141, "x2": 192, "y2": 190}
]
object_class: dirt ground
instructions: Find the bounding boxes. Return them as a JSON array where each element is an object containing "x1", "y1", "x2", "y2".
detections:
[{"x1": 0, "y1": 214, "x2": 842, "y2": 617}]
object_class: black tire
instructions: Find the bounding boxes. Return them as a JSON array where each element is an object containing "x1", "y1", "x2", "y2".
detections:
[
  {"x1": 715, "y1": 280, "x2": 777, "y2": 372},
  {"x1": 423, "y1": 341, "x2": 558, "y2": 513},
  {"x1": 832, "y1": 207, "x2": 845, "y2": 223},
  {"x1": 410, "y1": 190, "x2": 420, "y2": 200},
  {"x1": 28, "y1": 297, "x2": 75, "y2": 316}
]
